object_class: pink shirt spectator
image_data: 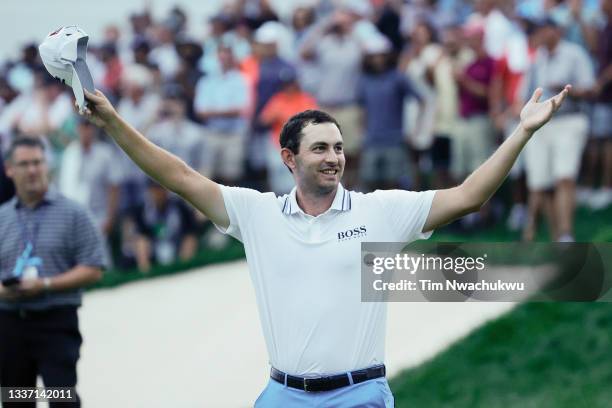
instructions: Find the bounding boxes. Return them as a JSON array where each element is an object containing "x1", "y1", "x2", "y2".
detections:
[{"x1": 459, "y1": 56, "x2": 495, "y2": 118}]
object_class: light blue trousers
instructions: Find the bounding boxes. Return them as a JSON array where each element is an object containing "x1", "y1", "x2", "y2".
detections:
[{"x1": 254, "y1": 377, "x2": 395, "y2": 407}]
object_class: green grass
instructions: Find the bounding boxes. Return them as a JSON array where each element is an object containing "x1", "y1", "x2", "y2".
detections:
[
  {"x1": 390, "y1": 206, "x2": 612, "y2": 407},
  {"x1": 390, "y1": 303, "x2": 612, "y2": 408},
  {"x1": 431, "y1": 206, "x2": 612, "y2": 243}
]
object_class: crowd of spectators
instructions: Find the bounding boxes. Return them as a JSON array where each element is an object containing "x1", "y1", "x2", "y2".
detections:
[{"x1": 0, "y1": 0, "x2": 610, "y2": 270}]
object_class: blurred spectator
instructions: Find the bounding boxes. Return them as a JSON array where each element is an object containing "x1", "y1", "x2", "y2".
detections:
[
  {"x1": 149, "y1": 22, "x2": 181, "y2": 80},
  {"x1": 58, "y1": 116, "x2": 120, "y2": 238},
  {"x1": 401, "y1": 20, "x2": 441, "y2": 189},
  {"x1": 466, "y1": 0, "x2": 514, "y2": 60},
  {"x1": 0, "y1": 152, "x2": 15, "y2": 204},
  {"x1": 238, "y1": 0, "x2": 280, "y2": 30},
  {"x1": 426, "y1": 25, "x2": 464, "y2": 190},
  {"x1": 131, "y1": 36, "x2": 153, "y2": 68},
  {"x1": 300, "y1": 9, "x2": 365, "y2": 187},
  {"x1": 248, "y1": 22, "x2": 294, "y2": 185},
  {"x1": 115, "y1": 64, "x2": 161, "y2": 264},
  {"x1": 117, "y1": 64, "x2": 160, "y2": 139},
  {"x1": 167, "y1": 6, "x2": 188, "y2": 36},
  {"x1": 5, "y1": 43, "x2": 41, "y2": 94},
  {"x1": 582, "y1": 0, "x2": 612, "y2": 209},
  {"x1": 129, "y1": 10, "x2": 153, "y2": 38},
  {"x1": 0, "y1": 73, "x2": 71, "y2": 139},
  {"x1": 259, "y1": 68, "x2": 318, "y2": 193},
  {"x1": 0, "y1": 73, "x2": 73, "y2": 172},
  {"x1": 374, "y1": 1, "x2": 404, "y2": 53},
  {"x1": 132, "y1": 180, "x2": 198, "y2": 273},
  {"x1": 0, "y1": 77, "x2": 19, "y2": 111},
  {"x1": 491, "y1": 17, "x2": 538, "y2": 231},
  {"x1": 102, "y1": 24, "x2": 133, "y2": 65},
  {"x1": 400, "y1": 0, "x2": 468, "y2": 37},
  {"x1": 194, "y1": 45, "x2": 249, "y2": 185},
  {"x1": 451, "y1": 23, "x2": 495, "y2": 182},
  {"x1": 344, "y1": 1, "x2": 381, "y2": 47},
  {"x1": 148, "y1": 85, "x2": 205, "y2": 172},
  {"x1": 199, "y1": 13, "x2": 234, "y2": 75},
  {"x1": 175, "y1": 39, "x2": 204, "y2": 121},
  {"x1": 288, "y1": 6, "x2": 319, "y2": 95},
  {"x1": 98, "y1": 42, "x2": 124, "y2": 100},
  {"x1": 0, "y1": 137, "x2": 105, "y2": 405},
  {"x1": 0, "y1": 77, "x2": 19, "y2": 149},
  {"x1": 549, "y1": 0, "x2": 598, "y2": 51},
  {"x1": 521, "y1": 18, "x2": 595, "y2": 241},
  {"x1": 359, "y1": 34, "x2": 422, "y2": 191}
]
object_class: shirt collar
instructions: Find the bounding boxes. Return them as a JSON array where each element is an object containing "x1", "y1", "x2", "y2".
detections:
[
  {"x1": 12, "y1": 188, "x2": 58, "y2": 210},
  {"x1": 282, "y1": 184, "x2": 351, "y2": 215}
]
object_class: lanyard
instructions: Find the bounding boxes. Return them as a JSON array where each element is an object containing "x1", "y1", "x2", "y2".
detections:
[
  {"x1": 17, "y1": 205, "x2": 46, "y2": 255},
  {"x1": 10, "y1": 206, "x2": 46, "y2": 279}
]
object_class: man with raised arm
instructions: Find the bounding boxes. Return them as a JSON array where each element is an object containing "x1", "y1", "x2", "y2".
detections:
[{"x1": 82, "y1": 84, "x2": 570, "y2": 407}]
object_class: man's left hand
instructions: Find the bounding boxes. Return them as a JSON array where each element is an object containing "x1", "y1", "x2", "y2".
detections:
[{"x1": 519, "y1": 85, "x2": 571, "y2": 133}]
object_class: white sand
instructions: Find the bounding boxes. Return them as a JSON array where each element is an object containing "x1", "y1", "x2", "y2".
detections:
[{"x1": 77, "y1": 261, "x2": 514, "y2": 407}]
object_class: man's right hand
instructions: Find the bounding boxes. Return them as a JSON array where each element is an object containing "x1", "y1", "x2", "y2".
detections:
[{"x1": 82, "y1": 89, "x2": 119, "y2": 128}]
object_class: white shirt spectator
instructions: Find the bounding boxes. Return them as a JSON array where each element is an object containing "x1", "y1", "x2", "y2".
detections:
[
  {"x1": 149, "y1": 44, "x2": 181, "y2": 79},
  {"x1": 194, "y1": 69, "x2": 248, "y2": 134},
  {"x1": 59, "y1": 140, "x2": 122, "y2": 228},
  {"x1": 147, "y1": 119, "x2": 205, "y2": 170}
]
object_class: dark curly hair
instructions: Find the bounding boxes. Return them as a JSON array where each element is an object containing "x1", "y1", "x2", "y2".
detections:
[{"x1": 279, "y1": 110, "x2": 342, "y2": 155}]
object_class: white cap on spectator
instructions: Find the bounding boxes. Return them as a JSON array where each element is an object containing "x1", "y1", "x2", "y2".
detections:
[
  {"x1": 38, "y1": 25, "x2": 95, "y2": 113},
  {"x1": 254, "y1": 21, "x2": 284, "y2": 44},
  {"x1": 122, "y1": 64, "x2": 153, "y2": 89},
  {"x1": 363, "y1": 34, "x2": 392, "y2": 55},
  {"x1": 342, "y1": 0, "x2": 373, "y2": 17}
]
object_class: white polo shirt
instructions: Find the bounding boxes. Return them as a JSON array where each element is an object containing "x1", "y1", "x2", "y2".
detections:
[{"x1": 217, "y1": 184, "x2": 436, "y2": 376}]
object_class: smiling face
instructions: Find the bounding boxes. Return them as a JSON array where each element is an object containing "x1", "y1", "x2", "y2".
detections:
[{"x1": 283, "y1": 122, "x2": 345, "y2": 195}]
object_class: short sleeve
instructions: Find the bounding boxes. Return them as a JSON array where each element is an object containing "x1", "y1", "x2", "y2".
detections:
[
  {"x1": 70, "y1": 205, "x2": 108, "y2": 269},
  {"x1": 214, "y1": 185, "x2": 268, "y2": 242},
  {"x1": 372, "y1": 189, "x2": 436, "y2": 241}
]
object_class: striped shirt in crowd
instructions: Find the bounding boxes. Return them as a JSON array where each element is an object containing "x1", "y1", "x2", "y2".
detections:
[{"x1": 0, "y1": 189, "x2": 107, "y2": 310}]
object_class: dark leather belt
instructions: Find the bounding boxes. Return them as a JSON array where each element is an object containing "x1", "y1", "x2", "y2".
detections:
[{"x1": 270, "y1": 364, "x2": 386, "y2": 392}]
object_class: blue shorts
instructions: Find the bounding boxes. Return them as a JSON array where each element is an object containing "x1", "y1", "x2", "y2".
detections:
[{"x1": 254, "y1": 377, "x2": 395, "y2": 407}]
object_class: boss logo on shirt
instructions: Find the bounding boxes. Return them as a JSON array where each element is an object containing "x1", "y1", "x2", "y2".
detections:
[{"x1": 337, "y1": 225, "x2": 367, "y2": 242}]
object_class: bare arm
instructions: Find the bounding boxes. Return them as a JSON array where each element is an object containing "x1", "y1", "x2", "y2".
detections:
[
  {"x1": 0, "y1": 265, "x2": 102, "y2": 300},
  {"x1": 82, "y1": 90, "x2": 230, "y2": 229},
  {"x1": 42, "y1": 265, "x2": 102, "y2": 292},
  {"x1": 423, "y1": 85, "x2": 571, "y2": 232}
]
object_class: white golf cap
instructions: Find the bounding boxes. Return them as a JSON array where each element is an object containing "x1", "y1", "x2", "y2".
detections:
[
  {"x1": 254, "y1": 21, "x2": 283, "y2": 44},
  {"x1": 39, "y1": 25, "x2": 95, "y2": 113},
  {"x1": 363, "y1": 34, "x2": 392, "y2": 54}
]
